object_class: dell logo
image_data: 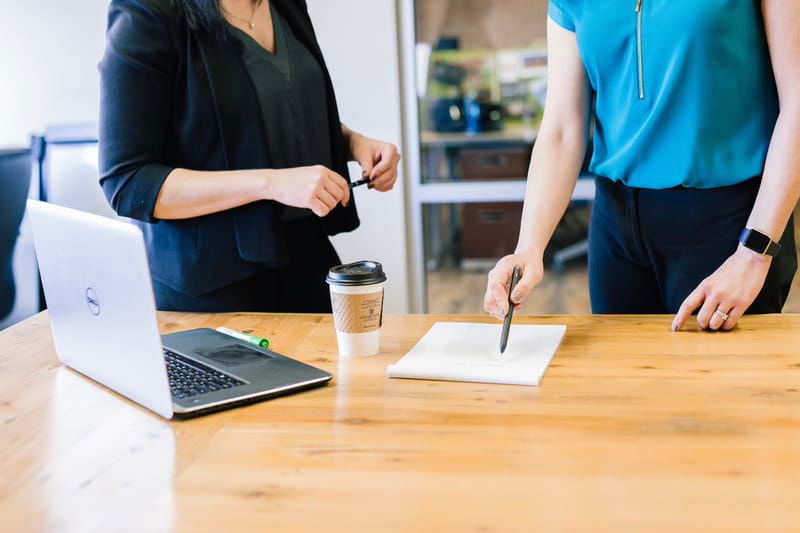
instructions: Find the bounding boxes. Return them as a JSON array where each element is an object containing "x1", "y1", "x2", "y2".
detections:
[{"x1": 85, "y1": 287, "x2": 100, "y2": 316}]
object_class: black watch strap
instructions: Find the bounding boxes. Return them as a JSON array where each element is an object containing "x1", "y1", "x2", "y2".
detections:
[{"x1": 739, "y1": 228, "x2": 781, "y2": 257}]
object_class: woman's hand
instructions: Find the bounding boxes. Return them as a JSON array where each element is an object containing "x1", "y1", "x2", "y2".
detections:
[
  {"x1": 348, "y1": 131, "x2": 401, "y2": 192},
  {"x1": 484, "y1": 253, "x2": 544, "y2": 320},
  {"x1": 672, "y1": 245, "x2": 772, "y2": 331},
  {"x1": 264, "y1": 165, "x2": 351, "y2": 217}
]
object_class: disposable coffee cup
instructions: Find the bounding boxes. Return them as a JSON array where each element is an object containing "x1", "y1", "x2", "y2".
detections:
[{"x1": 326, "y1": 261, "x2": 387, "y2": 358}]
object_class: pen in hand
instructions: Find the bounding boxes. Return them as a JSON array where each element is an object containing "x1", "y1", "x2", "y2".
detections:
[
  {"x1": 499, "y1": 266, "x2": 521, "y2": 354},
  {"x1": 349, "y1": 177, "x2": 371, "y2": 189}
]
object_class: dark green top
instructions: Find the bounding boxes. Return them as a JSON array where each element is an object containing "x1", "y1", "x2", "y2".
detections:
[{"x1": 229, "y1": 4, "x2": 334, "y2": 221}]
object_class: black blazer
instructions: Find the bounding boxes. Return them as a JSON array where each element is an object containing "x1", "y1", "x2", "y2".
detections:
[{"x1": 99, "y1": 0, "x2": 359, "y2": 296}]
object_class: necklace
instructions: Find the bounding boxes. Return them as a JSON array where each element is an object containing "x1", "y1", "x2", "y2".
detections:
[{"x1": 224, "y1": 1, "x2": 261, "y2": 30}]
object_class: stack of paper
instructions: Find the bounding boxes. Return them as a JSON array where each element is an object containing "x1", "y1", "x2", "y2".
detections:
[{"x1": 387, "y1": 322, "x2": 567, "y2": 386}]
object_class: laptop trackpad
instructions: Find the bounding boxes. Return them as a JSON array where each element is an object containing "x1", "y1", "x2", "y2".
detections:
[{"x1": 194, "y1": 344, "x2": 274, "y2": 368}]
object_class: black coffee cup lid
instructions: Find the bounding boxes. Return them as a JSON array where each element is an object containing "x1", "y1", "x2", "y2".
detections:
[{"x1": 326, "y1": 261, "x2": 386, "y2": 286}]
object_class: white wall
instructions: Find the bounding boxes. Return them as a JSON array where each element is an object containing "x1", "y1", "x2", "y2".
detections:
[
  {"x1": 307, "y1": 0, "x2": 410, "y2": 313},
  {"x1": 0, "y1": 0, "x2": 411, "y2": 314},
  {"x1": 0, "y1": 0, "x2": 108, "y2": 147},
  {"x1": 0, "y1": 0, "x2": 108, "y2": 328}
]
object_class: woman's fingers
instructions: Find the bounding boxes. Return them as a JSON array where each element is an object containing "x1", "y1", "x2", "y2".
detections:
[
  {"x1": 370, "y1": 166, "x2": 398, "y2": 191},
  {"x1": 483, "y1": 287, "x2": 501, "y2": 318},
  {"x1": 672, "y1": 251, "x2": 770, "y2": 332},
  {"x1": 695, "y1": 285, "x2": 726, "y2": 330},
  {"x1": 309, "y1": 198, "x2": 330, "y2": 218},
  {"x1": 315, "y1": 186, "x2": 338, "y2": 213},
  {"x1": 486, "y1": 260, "x2": 516, "y2": 318},
  {"x1": 485, "y1": 260, "x2": 509, "y2": 318},
  {"x1": 484, "y1": 255, "x2": 543, "y2": 320},
  {"x1": 351, "y1": 140, "x2": 401, "y2": 192},
  {"x1": 672, "y1": 286, "x2": 705, "y2": 331},
  {"x1": 486, "y1": 270, "x2": 511, "y2": 318},
  {"x1": 325, "y1": 169, "x2": 351, "y2": 206},
  {"x1": 307, "y1": 165, "x2": 349, "y2": 209},
  {"x1": 510, "y1": 263, "x2": 542, "y2": 304},
  {"x1": 722, "y1": 306, "x2": 745, "y2": 331},
  {"x1": 321, "y1": 172, "x2": 349, "y2": 207},
  {"x1": 357, "y1": 156, "x2": 374, "y2": 179},
  {"x1": 307, "y1": 166, "x2": 352, "y2": 215},
  {"x1": 706, "y1": 300, "x2": 733, "y2": 331},
  {"x1": 673, "y1": 284, "x2": 749, "y2": 332},
  {"x1": 370, "y1": 151, "x2": 401, "y2": 191},
  {"x1": 369, "y1": 144, "x2": 400, "y2": 180}
]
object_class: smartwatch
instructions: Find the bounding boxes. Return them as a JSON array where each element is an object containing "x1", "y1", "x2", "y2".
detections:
[{"x1": 739, "y1": 228, "x2": 781, "y2": 257}]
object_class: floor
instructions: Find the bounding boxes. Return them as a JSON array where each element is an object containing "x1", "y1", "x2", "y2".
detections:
[{"x1": 427, "y1": 208, "x2": 800, "y2": 315}]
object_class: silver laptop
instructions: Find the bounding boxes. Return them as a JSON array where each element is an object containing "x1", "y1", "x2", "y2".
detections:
[{"x1": 27, "y1": 200, "x2": 332, "y2": 419}]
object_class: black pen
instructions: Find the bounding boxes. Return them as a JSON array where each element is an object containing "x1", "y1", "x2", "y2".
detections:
[
  {"x1": 349, "y1": 177, "x2": 371, "y2": 189},
  {"x1": 499, "y1": 266, "x2": 521, "y2": 354}
]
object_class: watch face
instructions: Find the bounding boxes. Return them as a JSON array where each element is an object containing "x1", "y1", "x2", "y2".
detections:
[{"x1": 744, "y1": 229, "x2": 771, "y2": 253}]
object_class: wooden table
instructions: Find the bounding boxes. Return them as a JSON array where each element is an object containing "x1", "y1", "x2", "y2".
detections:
[{"x1": 2, "y1": 312, "x2": 800, "y2": 532}]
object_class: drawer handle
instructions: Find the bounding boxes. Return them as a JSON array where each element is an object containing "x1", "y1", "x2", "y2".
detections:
[
  {"x1": 479, "y1": 211, "x2": 508, "y2": 223},
  {"x1": 478, "y1": 156, "x2": 508, "y2": 167}
]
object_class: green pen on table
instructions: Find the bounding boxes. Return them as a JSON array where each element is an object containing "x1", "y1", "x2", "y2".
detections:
[{"x1": 216, "y1": 327, "x2": 270, "y2": 349}]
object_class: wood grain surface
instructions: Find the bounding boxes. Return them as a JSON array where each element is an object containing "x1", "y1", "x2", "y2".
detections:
[{"x1": 2, "y1": 312, "x2": 800, "y2": 532}]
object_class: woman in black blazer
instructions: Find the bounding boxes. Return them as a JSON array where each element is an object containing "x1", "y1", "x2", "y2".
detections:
[{"x1": 99, "y1": 0, "x2": 401, "y2": 313}]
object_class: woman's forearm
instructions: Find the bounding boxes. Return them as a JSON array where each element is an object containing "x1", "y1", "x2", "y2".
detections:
[
  {"x1": 153, "y1": 168, "x2": 267, "y2": 220},
  {"x1": 512, "y1": 18, "x2": 592, "y2": 261},
  {"x1": 514, "y1": 128, "x2": 588, "y2": 259},
  {"x1": 746, "y1": 106, "x2": 800, "y2": 240},
  {"x1": 750, "y1": 1, "x2": 800, "y2": 242},
  {"x1": 153, "y1": 164, "x2": 351, "y2": 220},
  {"x1": 340, "y1": 123, "x2": 355, "y2": 158},
  {"x1": 340, "y1": 123, "x2": 364, "y2": 161}
]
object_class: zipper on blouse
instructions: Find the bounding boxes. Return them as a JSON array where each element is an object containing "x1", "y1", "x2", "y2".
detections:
[{"x1": 635, "y1": 0, "x2": 644, "y2": 99}]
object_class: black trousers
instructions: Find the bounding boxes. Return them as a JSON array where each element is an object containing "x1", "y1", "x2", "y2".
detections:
[
  {"x1": 154, "y1": 220, "x2": 341, "y2": 313},
  {"x1": 588, "y1": 177, "x2": 797, "y2": 314}
]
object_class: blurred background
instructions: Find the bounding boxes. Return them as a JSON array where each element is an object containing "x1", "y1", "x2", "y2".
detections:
[
  {"x1": 1, "y1": 0, "x2": 798, "y2": 330},
  {"x1": 410, "y1": 0, "x2": 593, "y2": 315}
]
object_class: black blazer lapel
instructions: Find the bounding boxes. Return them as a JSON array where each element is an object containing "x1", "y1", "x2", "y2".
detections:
[
  {"x1": 193, "y1": 30, "x2": 269, "y2": 170},
  {"x1": 271, "y1": 0, "x2": 347, "y2": 169},
  {"x1": 271, "y1": 0, "x2": 326, "y2": 71},
  {"x1": 271, "y1": 0, "x2": 360, "y2": 235},
  {"x1": 194, "y1": 29, "x2": 286, "y2": 265}
]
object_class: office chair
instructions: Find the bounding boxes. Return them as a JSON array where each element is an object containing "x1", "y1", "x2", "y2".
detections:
[
  {"x1": 39, "y1": 123, "x2": 119, "y2": 218},
  {"x1": 0, "y1": 148, "x2": 33, "y2": 320}
]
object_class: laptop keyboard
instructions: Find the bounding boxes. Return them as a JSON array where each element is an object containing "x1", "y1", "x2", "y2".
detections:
[{"x1": 163, "y1": 349, "x2": 245, "y2": 399}]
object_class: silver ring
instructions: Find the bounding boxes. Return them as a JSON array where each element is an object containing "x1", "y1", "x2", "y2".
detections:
[{"x1": 714, "y1": 309, "x2": 730, "y2": 321}]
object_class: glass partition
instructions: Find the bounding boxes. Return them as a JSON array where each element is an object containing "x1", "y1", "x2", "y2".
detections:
[{"x1": 402, "y1": 0, "x2": 592, "y2": 314}]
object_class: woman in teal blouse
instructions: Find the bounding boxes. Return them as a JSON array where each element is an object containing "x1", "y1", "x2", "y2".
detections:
[{"x1": 484, "y1": 1, "x2": 800, "y2": 331}]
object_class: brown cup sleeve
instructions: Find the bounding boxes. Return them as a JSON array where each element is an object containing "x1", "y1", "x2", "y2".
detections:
[{"x1": 331, "y1": 289, "x2": 384, "y2": 334}]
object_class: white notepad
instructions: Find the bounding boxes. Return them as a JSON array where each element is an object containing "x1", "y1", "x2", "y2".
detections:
[{"x1": 387, "y1": 322, "x2": 567, "y2": 386}]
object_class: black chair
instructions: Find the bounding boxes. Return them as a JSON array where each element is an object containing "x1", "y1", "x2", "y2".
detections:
[{"x1": 0, "y1": 147, "x2": 33, "y2": 320}]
